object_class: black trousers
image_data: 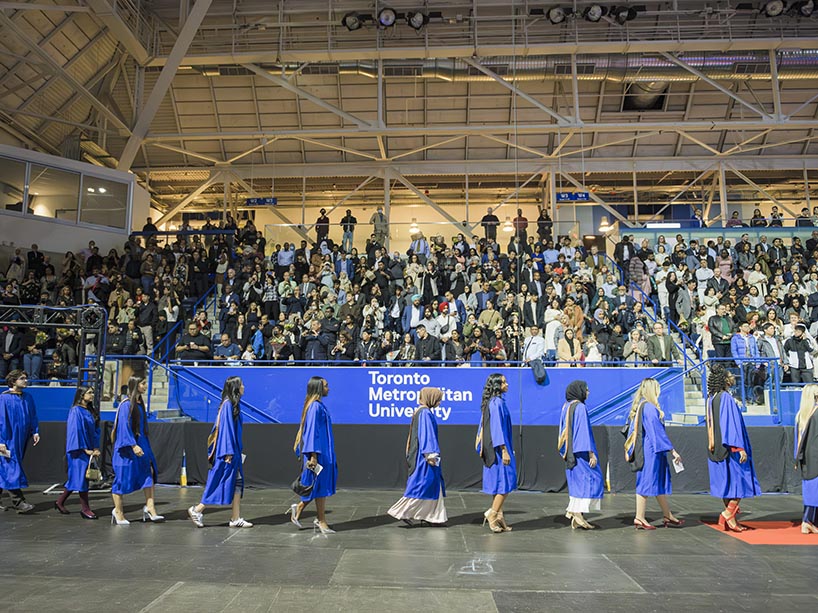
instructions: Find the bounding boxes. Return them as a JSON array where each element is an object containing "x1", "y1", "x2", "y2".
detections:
[
  {"x1": 791, "y1": 368, "x2": 814, "y2": 384},
  {"x1": 713, "y1": 343, "x2": 732, "y2": 359},
  {"x1": 0, "y1": 488, "x2": 26, "y2": 507}
]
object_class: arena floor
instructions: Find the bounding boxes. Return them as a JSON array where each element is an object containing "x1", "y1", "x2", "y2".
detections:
[{"x1": 2, "y1": 487, "x2": 817, "y2": 612}]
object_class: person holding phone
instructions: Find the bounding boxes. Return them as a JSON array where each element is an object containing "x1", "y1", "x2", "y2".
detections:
[
  {"x1": 288, "y1": 376, "x2": 337, "y2": 534},
  {"x1": 388, "y1": 387, "x2": 447, "y2": 527},
  {"x1": 624, "y1": 378, "x2": 684, "y2": 530},
  {"x1": 558, "y1": 380, "x2": 603, "y2": 530},
  {"x1": 476, "y1": 373, "x2": 516, "y2": 533},
  {"x1": 0, "y1": 370, "x2": 39, "y2": 513},
  {"x1": 188, "y1": 376, "x2": 252, "y2": 529},
  {"x1": 54, "y1": 386, "x2": 100, "y2": 519},
  {"x1": 705, "y1": 364, "x2": 761, "y2": 532},
  {"x1": 110, "y1": 376, "x2": 164, "y2": 525}
]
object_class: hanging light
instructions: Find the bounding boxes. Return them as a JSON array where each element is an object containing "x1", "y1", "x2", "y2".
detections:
[
  {"x1": 760, "y1": 0, "x2": 787, "y2": 16},
  {"x1": 503, "y1": 217, "x2": 514, "y2": 233},
  {"x1": 406, "y1": 10, "x2": 429, "y2": 30},
  {"x1": 409, "y1": 218, "x2": 419, "y2": 235},
  {"x1": 598, "y1": 216, "x2": 612, "y2": 233},
  {"x1": 547, "y1": 6, "x2": 568, "y2": 24},
  {"x1": 378, "y1": 7, "x2": 397, "y2": 27},
  {"x1": 342, "y1": 12, "x2": 363, "y2": 31},
  {"x1": 583, "y1": 4, "x2": 607, "y2": 21},
  {"x1": 611, "y1": 5, "x2": 638, "y2": 23}
]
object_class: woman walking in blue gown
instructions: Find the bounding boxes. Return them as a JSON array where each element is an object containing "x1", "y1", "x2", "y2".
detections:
[
  {"x1": 388, "y1": 387, "x2": 447, "y2": 527},
  {"x1": 705, "y1": 364, "x2": 761, "y2": 532},
  {"x1": 795, "y1": 384, "x2": 818, "y2": 534},
  {"x1": 624, "y1": 378, "x2": 684, "y2": 530},
  {"x1": 110, "y1": 376, "x2": 164, "y2": 525},
  {"x1": 54, "y1": 386, "x2": 100, "y2": 519},
  {"x1": 476, "y1": 373, "x2": 516, "y2": 533},
  {"x1": 188, "y1": 376, "x2": 252, "y2": 529},
  {"x1": 288, "y1": 376, "x2": 337, "y2": 534},
  {"x1": 558, "y1": 380, "x2": 603, "y2": 529}
]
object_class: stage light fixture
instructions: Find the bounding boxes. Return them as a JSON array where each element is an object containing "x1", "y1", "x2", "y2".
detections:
[
  {"x1": 378, "y1": 7, "x2": 397, "y2": 27},
  {"x1": 611, "y1": 5, "x2": 638, "y2": 23},
  {"x1": 342, "y1": 12, "x2": 363, "y2": 30},
  {"x1": 760, "y1": 0, "x2": 786, "y2": 16},
  {"x1": 547, "y1": 6, "x2": 567, "y2": 23},
  {"x1": 406, "y1": 10, "x2": 429, "y2": 30},
  {"x1": 792, "y1": 0, "x2": 815, "y2": 15},
  {"x1": 583, "y1": 4, "x2": 607, "y2": 21}
]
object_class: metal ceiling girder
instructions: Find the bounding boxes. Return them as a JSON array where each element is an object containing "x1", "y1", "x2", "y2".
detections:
[
  {"x1": 152, "y1": 142, "x2": 221, "y2": 164},
  {"x1": 461, "y1": 57, "x2": 573, "y2": 127},
  {"x1": 725, "y1": 164, "x2": 799, "y2": 218},
  {"x1": 556, "y1": 171, "x2": 634, "y2": 228},
  {"x1": 0, "y1": 11, "x2": 130, "y2": 134},
  {"x1": 155, "y1": 170, "x2": 222, "y2": 226},
  {"x1": 143, "y1": 117, "x2": 818, "y2": 142},
  {"x1": 644, "y1": 167, "x2": 716, "y2": 223},
  {"x1": 242, "y1": 63, "x2": 372, "y2": 129},
  {"x1": 721, "y1": 129, "x2": 773, "y2": 156},
  {"x1": 227, "y1": 171, "x2": 312, "y2": 243},
  {"x1": 392, "y1": 170, "x2": 476, "y2": 239},
  {"x1": 659, "y1": 51, "x2": 773, "y2": 120},
  {"x1": 117, "y1": 0, "x2": 213, "y2": 170},
  {"x1": 0, "y1": 2, "x2": 89, "y2": 12},
  {"x1": 225, "y1": 138, "x2": 278, "y2": 165},
  {"x1": 85, "y1": 0, "x2": 151, "y2": 65},
  {"x1": 675, "y1": 130, "x2": 720, "y2": 155}
]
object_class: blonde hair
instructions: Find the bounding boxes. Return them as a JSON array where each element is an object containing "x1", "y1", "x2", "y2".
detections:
[
  {"x1": 796, "y1": 384, "x2": 818, "y2": 435},
  {"x1": 630, "y1": 378, "x2": 663, "y2": 420}
]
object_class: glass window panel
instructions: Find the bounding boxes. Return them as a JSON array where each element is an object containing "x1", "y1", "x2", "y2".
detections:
[
  {"x1": 80, "y1": 175, "x2": 128, "y2": 229},
  {"x1": 28, "y1": 164, "x2": 80, "y2": 222},
  {"x1": 0, "y1": 156, "x2": 27, "y2": 213}
]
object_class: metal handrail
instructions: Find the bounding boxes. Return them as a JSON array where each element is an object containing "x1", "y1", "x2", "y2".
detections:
[
  {"x1": 587, "y1": 366, "x2": 683, "y2": 425},
  {"x1": 152, "y1": 284, "x2": 218, "y2": 365}
]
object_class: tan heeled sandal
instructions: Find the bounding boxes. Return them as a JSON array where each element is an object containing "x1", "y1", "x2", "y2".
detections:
[
  {"x1": 482, "y1": 508, "x2": 504, "y2": 533},
  {"x1": 496, "y1": 510, "x2": 512, "y2": 532}
]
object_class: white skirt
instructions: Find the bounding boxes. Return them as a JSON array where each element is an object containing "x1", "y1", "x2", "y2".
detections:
[
  {"x1": 387, "y1": 489, "x2": 447, "y2": 524},
  {"x1": 566, "y1": 497, "x2": 602, "y2": 514}
]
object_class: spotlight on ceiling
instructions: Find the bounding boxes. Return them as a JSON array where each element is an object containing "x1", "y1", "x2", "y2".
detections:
[
  {"x1": 341, "y1": 12, "x2": 363, "y2": 31},
  {"x1": 378, "y1": 7, "x2": 397, "y2": 27},
  {"x1": 611, "y1": 5, "x2": 638, "y2": 23},
  {"x1": 791, "y1": 0, "x2": 815, "y2": 15},
  {"x1": 583, "y1": 4, "x2": 608, "y2": 21},
  {"x1": 547, "y1": 6, "x2": 568, "y2": 23},
  {"x1": 406, "y1": 10, "x2": 429, "y2": 30},
  {"x1": 760, "y1": 0, "x2": 787, "y2": 16}
]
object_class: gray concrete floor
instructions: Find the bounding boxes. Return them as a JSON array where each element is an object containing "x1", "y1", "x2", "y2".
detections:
[{"x1": 1, "y1": 487, "x2": 817, "y2": 612}]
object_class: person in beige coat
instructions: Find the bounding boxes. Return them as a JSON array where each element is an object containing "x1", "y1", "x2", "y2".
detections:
[{"x1": 557, "y1": 328, "x2": 583, "y2": 367}]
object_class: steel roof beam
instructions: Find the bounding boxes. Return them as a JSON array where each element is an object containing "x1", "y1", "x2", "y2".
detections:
[{"x1": 85, "y1": 0, "x2": 151, "y2": 65}]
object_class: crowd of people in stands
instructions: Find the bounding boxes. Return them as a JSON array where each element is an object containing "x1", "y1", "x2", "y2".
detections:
[{"x1": 1, "y1": 203, "x2": 817, "y2": 396}]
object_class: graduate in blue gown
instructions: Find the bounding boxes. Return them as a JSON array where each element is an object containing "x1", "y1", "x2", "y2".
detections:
[
  {"x1": 110, "y1": 376, "x2": 164, "y2": 525},
  {"x1": 558, "y1": 380, "x2": 603, "y2": 529},
  {"x1": 388, "y1": 387, "x2": 447, "y2": 527},
  {"x1": 288, "y1": 376, "x2": 338, "y2": 534},
  {"x1": 795, "y1": 384, "x2": 818, "y2": 534},
  {"x1": 476, "y1": 373, "x2": 516, "y2": 533},
  {"x1": 624, "y1": 378, "x2": 684, "y2": 530},
  {"x1": 54, "y1": 386, "x2": 100, "y2": 519},
  {"x1": 0, "y1": 370, "x2": 39, "y2": 513},
  {"x1": 188, "y1": 376, "x2": 252, "y2": 529},
  {"x1": 705, "y1": 364, "x2": 761, "y2": 532}
]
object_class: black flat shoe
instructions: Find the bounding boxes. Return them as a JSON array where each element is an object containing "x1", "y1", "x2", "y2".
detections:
[
  {"x1": 54, "y1": 502, "x2": 70, "y2": 515},
  {"x1": 80, "y1": 510, "x2": 98, "y2": 520}
]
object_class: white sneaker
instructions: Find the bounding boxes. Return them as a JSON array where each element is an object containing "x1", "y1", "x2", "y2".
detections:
[
  {"x1": 187, "y1": 506, "x2": 204, "y2": 528},
  {"x1": 14, "y1": 501, "x2": 34, "y2": 514},
  {"x1": 229, "y1": 517, "x2": 253, "y2": 528}
]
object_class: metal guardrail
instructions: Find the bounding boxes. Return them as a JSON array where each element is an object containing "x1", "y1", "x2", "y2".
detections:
[{"x1": 152, "y1": 284, "x2": 218, "y2": 366}]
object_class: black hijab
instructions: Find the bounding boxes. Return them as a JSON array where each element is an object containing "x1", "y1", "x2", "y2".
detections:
[{"x1": 565, "y1": 380, "x2": 588, "y2": 403}]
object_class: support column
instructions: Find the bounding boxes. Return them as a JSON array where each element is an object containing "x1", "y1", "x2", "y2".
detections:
[
  {"x1": 718, "y1": 163, "x2": 729, "y2": 226},
  {"x1": 384, "y1": 172, "x2": 391, "y2": 251},
  {"x1": 548, "y1": 171, "x2": 557, "y2": 234}
]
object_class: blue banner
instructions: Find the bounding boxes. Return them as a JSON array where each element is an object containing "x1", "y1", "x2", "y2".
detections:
[{"x1": 169, "y1": 366, "x2": 677, "y2": 426}]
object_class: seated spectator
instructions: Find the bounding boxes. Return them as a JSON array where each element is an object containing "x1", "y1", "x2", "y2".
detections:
[
  {"x1": 175, "y1": 322, "x2": 212, "y2": 362},
  {"x1": 213, "y1": 333, "x2": 241, "y2": 362}
]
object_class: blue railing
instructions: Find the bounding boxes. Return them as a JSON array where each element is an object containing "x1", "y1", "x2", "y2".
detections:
[
  {"x1": 152, "y1": 284, "x2": 218, "y2": 366},
  {"x1": 588, "y1": 366, "x2": 683, "y2": 425}
]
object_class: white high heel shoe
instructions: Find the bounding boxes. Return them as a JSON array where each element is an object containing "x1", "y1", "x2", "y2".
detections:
[
  {"x1": 142, "y1": 506, "x2": 165, "y2": 522},
  {"x1": 313, "y1": 518, "x2": 335, "y2": 534},
  {"x1": 286, "y1": 503, "x2": 303, "y2": 529},
  {"x1": 111, "y1": 509, "x2": 129, "y2": 526}
]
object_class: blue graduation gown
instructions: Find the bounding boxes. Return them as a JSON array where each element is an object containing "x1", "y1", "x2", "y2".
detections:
[
  {"x1": 201, "y1": 401, "x2": 244, "y2": 505},
  {"x1": 560, "y1": 401, "x2": 604, "y2": 500},
  {"x1": 0, "y1": 391, "x2": 39, "y2": 490},
  {"x1": 707, "y1": 394, "x2": 762, "y2": 499},
  {"x1": 632, "y1": 403, "x2": 674, "y2": 497},
  {"x1": 795, "y1": 415, "x2": 818, "y2": 507},
  {"x1": 404, "y1": 408, "x2": 446, "y2": 500},
  {"x1": 481, "y1": 397, "x2": 517, "y2": 495},
  {"x1": 111, "y1": 400, "x2": 157, "y2": 495},
  {"x1": 64, "y1": 405, "x2": 100, "y2": 492},
  {"x1": 297, "y1": 401, "x2": 337, "y2": 502}
]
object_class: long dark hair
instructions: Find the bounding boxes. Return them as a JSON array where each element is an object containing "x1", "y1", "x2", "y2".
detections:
[
  {"x1": 221, "y1": 376, "x2": 243, "y2": 419},
  {"x1": 127, "y1": 376, "x2": 146, "y2": 435},
  {"x1": 72, "y1": 385, "x2": 99, "y2": 425},
  {"x1": 293, "y1": 376, "x2": 327, "y2": 452},
  {"x1": 707, "y1": 364, "x2": 732, "y2": 395},
  {"x1": 480, "y1": 373, "x2": 506, "y2": 419}
]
